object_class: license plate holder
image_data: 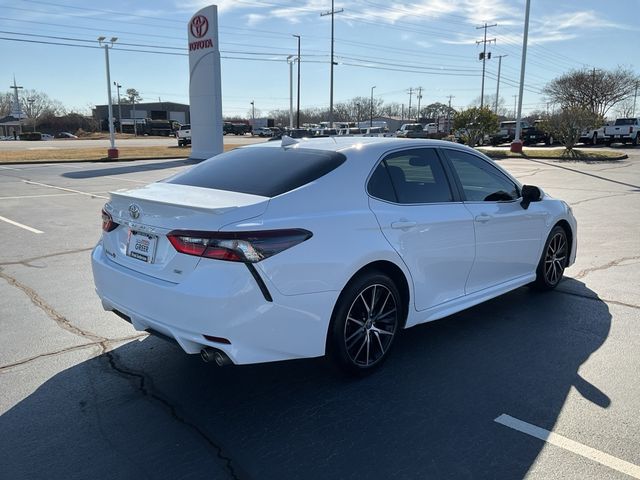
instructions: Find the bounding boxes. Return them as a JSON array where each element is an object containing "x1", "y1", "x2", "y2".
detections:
[{"x1": 126, "y1": 230, "x2": 158, "y2": 263}]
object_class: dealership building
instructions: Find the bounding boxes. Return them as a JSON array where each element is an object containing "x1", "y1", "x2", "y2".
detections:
[{"x1": 93, "y1": 101, "x2": 191, "y2": 129}]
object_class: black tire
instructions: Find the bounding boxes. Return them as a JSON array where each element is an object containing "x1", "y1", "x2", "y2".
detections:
[
  {"x1": 592, "y1": 133, "x2": 598, "y2": 146},
  {"x1": 327, "y1": 271, "x2": 403, "y2": 375},
  {"x1": 633, "y1": 135, "x2": 639, "y2": 146},
  {"x1": 531, "y1": 226, "x2": 569, "y2": 291}
]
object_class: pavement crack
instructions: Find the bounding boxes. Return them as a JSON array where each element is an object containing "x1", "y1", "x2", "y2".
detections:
[
  {"x1": 555, "y1": 289, "x2": 640, "y2": 310},
  {"x1": 570, "y1": 191, "x2": 638, "y2": 206},
  {"x1": 0, "y1": 247, "x2": 94, "y2": 267},
  {"x1": 0, "y1": 334, "x2": 146, "y2": 373},
  {"x1": 104, "y1": 351, "x2": 246, "y2": 480},
  {"x1": 0, "y1": 268, "x2": 105, "y2": 343},
  {"x1": 573, "y1": 256, "x2": 640, "y2": 279}
]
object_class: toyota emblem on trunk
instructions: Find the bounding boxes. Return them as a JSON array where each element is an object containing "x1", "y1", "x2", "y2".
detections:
[{"x1": 128, "y1": 204, "x2": 141, "y2": 219}]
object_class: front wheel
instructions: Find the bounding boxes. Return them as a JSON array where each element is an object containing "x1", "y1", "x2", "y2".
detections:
[
  {"x1": 328, "y1": 272, "x2": 402, "y2": 375},
  {"x1": 531, "y1": 226, "x2": 568, "y2": 290}
]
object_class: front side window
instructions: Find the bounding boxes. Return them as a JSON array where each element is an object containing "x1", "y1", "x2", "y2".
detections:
[
  {"x1": 367, "y1": 148, "x2": 453, "y2": 204},
  {"x1": 444, "y1": 150, "x2": 519, "y2": 202}
]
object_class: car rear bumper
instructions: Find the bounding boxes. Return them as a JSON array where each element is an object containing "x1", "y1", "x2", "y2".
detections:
[{"x1": 92, "y1": 244, "x2": 337, "y2": 365}]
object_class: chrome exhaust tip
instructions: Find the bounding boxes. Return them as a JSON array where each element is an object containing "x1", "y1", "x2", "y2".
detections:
[{"x1": 200, "y1": 347, "x2": 232, "y2": 366}]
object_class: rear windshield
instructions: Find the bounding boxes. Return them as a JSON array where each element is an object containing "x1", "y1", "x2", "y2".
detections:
[
  {"x1": 164, "y1": 147, "x2": 346, "y2": 198},
  {"x1": 614, "y1": 118, "x2": 637, "y2": 125},
  {"x1": 180, "y1": 124, "x2": 190, "y2": 130}
]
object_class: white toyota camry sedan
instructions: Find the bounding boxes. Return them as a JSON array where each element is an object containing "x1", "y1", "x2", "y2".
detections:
[{"x1": 92, "y1": 137, "x2": 577, "y2": 374}]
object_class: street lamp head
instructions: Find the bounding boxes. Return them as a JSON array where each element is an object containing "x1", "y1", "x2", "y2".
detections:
[
  {"x1": 97, "y1": 36, "x2": 106, "y2": 43},
  {"x1": 110, "y1": 37, "x2": 118, "y2": 44}
]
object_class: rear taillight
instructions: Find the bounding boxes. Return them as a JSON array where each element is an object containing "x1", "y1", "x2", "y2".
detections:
[
  {"x1": 101, "y1": 209, "x2": 118, "y2": 232},
  {"x1": 167, "y1": 229, "x2": 312, "y2": 263}
]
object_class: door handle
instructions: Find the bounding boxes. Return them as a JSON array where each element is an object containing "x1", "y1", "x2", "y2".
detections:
[
  {"x1": 391, "y1": 220, "x2": 417, "y2": 229},
  {"x1": 474, "y1": 214, "x2": 492, "y2": 223}
]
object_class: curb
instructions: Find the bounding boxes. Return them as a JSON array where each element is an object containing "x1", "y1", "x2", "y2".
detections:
[{"x1": 0, "y1": 156, "x2": 191, "y2": 166}]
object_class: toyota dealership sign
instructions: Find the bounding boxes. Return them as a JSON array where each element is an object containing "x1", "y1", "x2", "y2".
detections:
[{"x1": 188, "y1": 5, "x2": 223, "y2": 159}]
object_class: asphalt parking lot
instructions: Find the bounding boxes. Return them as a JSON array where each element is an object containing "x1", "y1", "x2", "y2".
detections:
[{"x1": 1, "y1": 147, "x2": 639, "y2": 479}]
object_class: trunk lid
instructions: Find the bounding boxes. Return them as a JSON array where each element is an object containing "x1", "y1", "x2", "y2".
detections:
[{"x1": 102, "y1": 182, "x2": 269, "y2": 283}]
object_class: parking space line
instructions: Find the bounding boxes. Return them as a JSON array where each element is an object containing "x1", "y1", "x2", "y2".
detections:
[
  {"x1": 0, "y1": 193, "x2": 82, "y2": 200},
  {"x1": 495, "y1": 414, "x2": 640, "y2": 479},
  {"x1": 0, "y1": 165, "x2": 21, "y2": 171},
  {"x1": 0, "y1": 215, "x2": 43, "y2": 234},
  {"x1": 23, "y1": 180, "x2": 109, "y2": 199}
]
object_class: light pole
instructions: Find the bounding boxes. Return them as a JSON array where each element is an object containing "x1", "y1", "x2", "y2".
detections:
[
  {"x1": 250, "y1": 100, "x2": 255, "y2": 132},
  {"x1": 494, "y1": 55, "x2": 507, "y2": 114},
  {"x1": 27, "y1": 97, "x2": 35, "y2": 132},
  {"x1": 370, "y1": 85, "x2": 376, "y2": 127},
  {"x1": 511, "y1": 0, "x2": 531, "y2": 153},
  {"x1": 114, "y1": 82, "x2": 123, "y2": 133},
  {"x1": 98, "y1": 36, "x2": 118, "y2": 159},
  {"x1": 293, "y1": 34, "x2": 301, "y2": 129},
  {"x1": 356, "y1": 102, "x2": 361, "y2": 126},
  {"x1": 287, "y1": 55, "x2": 294, "y2": 128}
]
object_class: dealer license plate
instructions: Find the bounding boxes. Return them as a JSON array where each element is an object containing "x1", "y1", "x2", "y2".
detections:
[{"x1": 126, "y1": 230, "x2": 158, "y2": 263}]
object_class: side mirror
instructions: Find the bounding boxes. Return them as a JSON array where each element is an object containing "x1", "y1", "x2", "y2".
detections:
[{"x1": 520, "y1": 185, "x2": 542, "y2": 209}]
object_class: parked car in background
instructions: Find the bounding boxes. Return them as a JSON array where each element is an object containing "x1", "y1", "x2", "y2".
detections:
[
  {"x1": 56, "y1": 132, "x2": 78, "y2": 139},
  {"x1": 92, "y1": 137, "x2": 577, "y2": 374},
  {"x1": 490, "y1": 121, "x2": 529, "y2": 145},
  {"x1": 176, "y1": 124, "x2": 191, "y2": 147},
  {"x1": 579, "y1": 126, "x2": 606, "y2": 145},
  {"x1": 604, "y1": 118, "x2": 640, "y2": 146},
  {"x1": 253, "y1": 127, "x2": 274, "y2": 137},
  {"x1": 522, "y1": 121, "x2": 554, "y2": 146},
  {"x1": 396, "y1": 123, "x2": 423, "y2": 138},
  {"x1": 40, "y1": 134, "x2": 54, "y2": 141},
  {"x1": 223, "y1": 122, "x2": 252, "y2": 135}
]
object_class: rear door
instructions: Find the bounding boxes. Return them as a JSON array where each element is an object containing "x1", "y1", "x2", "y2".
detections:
[
  {"x1": 441, "y1": 148, "x2": 546, "y2": 294},
  {"x1": 368, "y1": 147, "x2": 475, "y2": 311}
]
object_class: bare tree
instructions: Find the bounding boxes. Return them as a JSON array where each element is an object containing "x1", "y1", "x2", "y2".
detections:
[
  {"x1": 614, "y1": 96, "x2": 635, "y2": 118},
  {"x1": 0, "y1": 92, "x2": 13, "y2": 117},
  {"x1": 20, "y1": 90, "x2": 64, "y2": 130},
  {"x1": 539, "y1": 107, "x2": 601, "y2": 152},
  {"x1": 544, "y1": 67, "x2": 639, "y2": 117}
]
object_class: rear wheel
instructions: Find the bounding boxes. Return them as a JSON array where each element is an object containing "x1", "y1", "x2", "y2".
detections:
[
  {"x1": 328, "y1": 272, "x2": 402, "y2": 375},
  {"x1": 531, "y1": 226, "x2": 568, "y2": 290}
]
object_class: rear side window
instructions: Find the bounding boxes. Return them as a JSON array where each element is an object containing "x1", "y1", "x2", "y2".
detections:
[
  {"x1": 367, "y1": 148, "x2": 453, "y2": 204},
  {"x1": 165, "y1": 147, "x2": 346, "y2": 198}
]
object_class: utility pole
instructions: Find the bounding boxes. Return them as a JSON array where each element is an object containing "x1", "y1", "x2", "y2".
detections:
[
  {"x1": 132, "y1": 93, "x2": 137, "y2": 137},
  {"x1": 27, "y1": 97, "x2": 35, "y2": 131},
  {"x1": 633, "y1": 80, "x2": 638, "y2": 117},
  {"x1": 293, "y1": 34, "x2": 301, "y2": 128},
  {"x1": 320, "y1": 1, "x2": 343, "y2": 127},
  {"x1": 401, "y1": 103, "x2": 404, "y2": 121},
  {"x1": 356, "y1": 102, "x2": 361, "y2": 125},
  {"x1": 370, "y1": 85, "x2": 376, "y2": 127},
  {"x1": 287, "y1": 55, "x2": 294, "y2": 128},
  {"x1": 250, "y1": 100, "x2": 255, "y2": 128},
  {"x1": 416, "y1": 87, "x2": 423, "y2": 122},
  {"x1": 9, "y1": 76, "x2": 24, "y2": 134},
  {"x1": 494, "y1": 55, "x2": 507, "y2": 114},
  {"x1": 114, "y1": 82, "x2": 123, "y2": 133},
  {"x1": 408, "y1": 87, "x2": 413, "y2": 122},
  {"x1": 446, "y1": 95, "x2": 454, "y2": 133},
  {"x1": 476, "y1": 22, "x2": 497, "y2": 109},
  {"x1": 98, "y1": 36, "x2": 118, "y2": 159},
  {"x1": 511, "y1": 0, "x2": 531, "y2": 152}
]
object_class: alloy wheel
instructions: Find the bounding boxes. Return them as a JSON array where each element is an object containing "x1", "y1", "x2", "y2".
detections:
[
  {"x1": 544, "y1": 231, "x2": 567, "y2": 285},
  {"x1": 344, "y1": 284, "x2": 398, "y2": 367}
]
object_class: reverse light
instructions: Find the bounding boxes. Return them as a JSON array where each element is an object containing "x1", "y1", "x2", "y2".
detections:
[
  {"x1": 101, "y1": 209, "x2": 118, "y2": 232},
  {"x1": 167, "y1": 229, "x2": 312, "y2": 263}
]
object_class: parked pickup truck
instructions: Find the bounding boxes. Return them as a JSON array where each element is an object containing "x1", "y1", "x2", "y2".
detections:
[
  {"x1": 176, "y1": 124, "x2": 191, "y2": 147},
  {"x1": 396, "y1": 123, "x2": 423, "y2": 138},
  {"x1": 490, "y1": 120, "x2": 530, "y2": 145},
  {"x1": 604, "y1": 118, "x2": 640, "y2": 146},
  {"x1": 579, "y1": 126, "x2": 606, "y2": 145}
]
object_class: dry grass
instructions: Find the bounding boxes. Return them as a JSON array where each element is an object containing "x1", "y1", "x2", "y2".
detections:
[
  {"x1": 478, "y1": 147, "x2": 628, "y2": 161},
  {"x1": 0, "y1": 144, "x2": 239, "y2": 163}
]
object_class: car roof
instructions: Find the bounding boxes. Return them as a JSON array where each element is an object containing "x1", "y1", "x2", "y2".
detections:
[{"x1": 244, "y1": 136, "x2": 480, "y2": 156}]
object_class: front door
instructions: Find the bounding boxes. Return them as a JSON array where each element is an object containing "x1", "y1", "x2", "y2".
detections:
[{"x1": 367, "y1": 147, "x2": 475, "y2": 312}]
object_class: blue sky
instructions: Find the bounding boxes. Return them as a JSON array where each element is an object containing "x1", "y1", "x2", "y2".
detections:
[{"x1": 1, "y1": 0, "x2": 638, "y2": 118}]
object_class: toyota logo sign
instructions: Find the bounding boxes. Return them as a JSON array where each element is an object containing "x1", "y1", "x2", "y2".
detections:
[
  {"x1": 128, "y1": 204, "x2": 141, "y2": 219},
  {"x1": 190, "y1": 15, "x2": 209, "y2": 38}
]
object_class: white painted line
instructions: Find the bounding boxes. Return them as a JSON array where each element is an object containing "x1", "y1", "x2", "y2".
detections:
[
  {"x1": 23, "y1": 180, "x2": 109, "y2": 199},
  {"x1": 0, "y1": 193, "x2": 79, "y2": 200},
  {"x1": 495, "y1": 414, "x2": 640, "y2": 479},
  {"x1": 105, "y1": 176, "x2": 148, "y2": 184},
  {"x1": 0, "y1": 165, "x2": 21, "y2": 171},
  {"x1": 0, "y1": 215, "x2": 43, "y2": 234}
]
